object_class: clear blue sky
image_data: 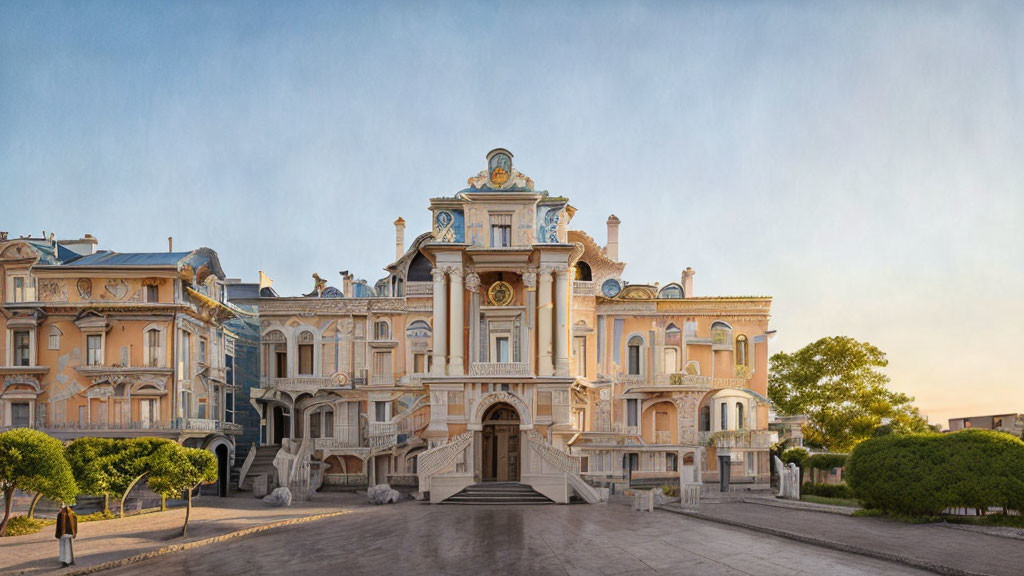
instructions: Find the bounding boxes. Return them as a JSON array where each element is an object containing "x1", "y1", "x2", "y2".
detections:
[{"x1": 2, "y1": 1, "x2": 1022, "y2": 427}]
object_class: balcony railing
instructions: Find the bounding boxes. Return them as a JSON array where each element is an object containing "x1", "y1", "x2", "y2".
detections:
[
  {"x1": 30, "y1": 418, "x2": 237, "y2": 434},
  {"x1": 612, "y1": 423, "x2": 640, "y2": 435},
  {"x1": 260, "y1": 376, "x2": 338, "y2": 392},
  {"x1": 369, "y1": 373, "x2": 395, "y2": 386},
  {"x1": 572, "y1": 281, "x2": 595, "y2": 296},
  {"x1": 647, "y1": 373, "x2": 750, "y2": 390},
  {"x1": 369, "y1": 421, "x2": 397, "y2": 450},
  {"x1": 655, "y1": 430, "x2": 672, "y2": 444},
  {"x1": 468, "y1": 362, "x2": 531, "y2": 377},
  {"x1": 700, "y1": 429, "x2": 778, "y2": 450},
  {"x1": 405, "y1": 282, "x2": 433, "y2": 296}
]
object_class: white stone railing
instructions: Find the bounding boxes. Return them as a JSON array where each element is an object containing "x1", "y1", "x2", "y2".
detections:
[
  {"x1": 700, "y1": 429, "x2": 777, "y2": 449},
  {"x1": 260, "y1": 376, "x2": 337, "y2": 392},
  {"x1": 468, "y1": 362, "x2": 531, "y2": 377},
  {"x1": 395, "y1": 410, "x2": 428, "y2": 435},
  {"x1": 237, "y1": 442, "x2": 258, "y2": 490},
  {"x1": 526, "y1": 431, "x2": 602, "y2": 504},
  {"x1": 405, "y1": 282, "x2": 433, "y2": 296},
  {"x1": 369, "y1": 421, "x2": 397, "y2": 451},
  {"x1": 370, "y1": 373, "x2": 395, "y2": 386},
  {"x1": 417, "y1": 432, "x2": 472, "y2": 494},
  {"x1": 572, "y1": 281, "x2": 595, "y2": 296}
]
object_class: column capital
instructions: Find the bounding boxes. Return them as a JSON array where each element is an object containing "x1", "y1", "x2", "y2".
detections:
[
  {"x1": 465, "y1": 272, "x2": 481, "y2": 293},
  {"x1": 431, "y1": 267, "x2": 447, "y2": 282},
  {"x1": 445, "y1": 265, "x2": 463, "y2": 278},
  {"x1": 520, "y1": 269, "x2": 537, "y2": 289}
]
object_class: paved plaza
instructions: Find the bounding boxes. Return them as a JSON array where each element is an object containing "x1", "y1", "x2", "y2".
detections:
[{"x1": 100, "y1": 501, "x2": 932, "y2": 576}]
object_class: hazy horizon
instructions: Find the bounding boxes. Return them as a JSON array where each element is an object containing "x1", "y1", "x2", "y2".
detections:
[{"x1": 2, "y1": 1, "x2": 1021, "y2": 428}]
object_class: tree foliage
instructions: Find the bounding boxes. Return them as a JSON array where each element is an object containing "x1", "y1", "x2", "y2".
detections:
[
  {"x1": 146, "y1": 444, "x2": 217, "y2": 537},
  {"x1": 66, "y1": 437, "x2": 174, "y2": 516},
  {"x1": 846, "y1": 430, "x2": 1024, "y2": 516},
  {"x1": 0, "y1": 428, "x2": 79, "y2": 536},
  {"x1": 769, "y1": 336, "x2": 931, "y2": 452}
]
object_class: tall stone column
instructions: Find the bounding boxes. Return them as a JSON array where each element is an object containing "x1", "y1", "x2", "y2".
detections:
[
  {"x1": 448, "y1": 267, "x2": 464, "y2": 376},
  {"x1": 554, "y1": 267, "x2": 570, "y2": 376},
  {"x1": 537, "y1": 268, "x2": 554, "y2": 376},
  {"x1": 431, "y1": 267, "x2": 447, "y2": 375},
  {"x1": 466, "y1": 272, "x2": 481, "y2": 364}
]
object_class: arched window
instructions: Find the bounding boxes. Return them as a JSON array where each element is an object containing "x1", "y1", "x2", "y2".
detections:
[
  {"x1": 48, "y1": 325, "x2": 63, "y2": 350},
  {"x1": 720, "y1": 402, "x2": 728, "y2": 430},
  {"x1": 145, "y1": 328, "x2": 161, "y2": 367},
  {"x1": 408, "y1": 251, "x2": 432, "y2": 282},
  {"x1": 700, "y1": 405, "x2": 711, "y2": 432},
  {"x1": 735, "y1": 334, "x2": 748, "y2": 367},
  {"x1": 627, "y1": 336, "x2": 643, "y2": 375},
  {"x1": 297, "y1": 330, "x2": 315, "y2": 376},
  {"x1": 736, "y1": 402, "x2": 745, "y2": 429},
  {"x1": 574, "y1": 261, "x2": 592, "y2": 281},
  {"x1": 263, "y1": 330, "x2": 287, "y2": 378},
  {"x1": 711, "y1": 321, "x2": 732, "y2": 346},
  {"x1": 374, "y1": 320, "x2": 390, "y2": 341}
]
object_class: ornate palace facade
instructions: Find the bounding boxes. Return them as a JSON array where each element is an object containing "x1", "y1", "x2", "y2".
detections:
[
  {"x1": 0, "y1": 234, "x2": 242, "y2": 496},
  {"x1": 240, "y1": 149, "x2": 776, "y2": 503}
]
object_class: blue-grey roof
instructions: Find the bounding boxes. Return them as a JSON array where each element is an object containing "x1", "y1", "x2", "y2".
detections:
[{"x1": 62, "y1": 251, "x2": 192, "y2": 267}]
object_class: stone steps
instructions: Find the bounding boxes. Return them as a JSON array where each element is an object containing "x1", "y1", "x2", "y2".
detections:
[{"x1": 443, "y1": 483, "x2": 553, "y2": 505}]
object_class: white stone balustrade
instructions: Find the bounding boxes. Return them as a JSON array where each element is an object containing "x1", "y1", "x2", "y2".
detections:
[{"x1": 468, "y1": 362, "x2": 531, "y2": 377}]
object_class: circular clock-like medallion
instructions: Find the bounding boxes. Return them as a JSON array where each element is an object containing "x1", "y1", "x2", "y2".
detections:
[
  {"x1": 488, "y1": 281, "x2": 514, "y2": 306},
  {"x1": 490, "y1": 167, "x2": 509, "y2": 186},
  {"x1": 601, "y1": 278, "x2": 622, "y2": 298}
]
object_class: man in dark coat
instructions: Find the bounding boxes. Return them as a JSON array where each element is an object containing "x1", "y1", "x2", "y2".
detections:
[{"x1": 55, "y1": 505, "x2": 78, "y2": 567}]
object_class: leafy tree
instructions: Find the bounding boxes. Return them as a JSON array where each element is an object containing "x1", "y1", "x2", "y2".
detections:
[
  {"x1": 66, "y1": 437, "x2": 120, "y2": 514},
  {"x1": 106, "y1": 438, "x2": 174, "y2": 517},
  {"x1": 146, "y1": 444, "x2": 217, "y2": 537},
  {"x1": 0, "y1": 429, "x2": 78, "y2": 536},
  {"x1": 768, "y1": 336, "x2": 931, "y2": 453}
]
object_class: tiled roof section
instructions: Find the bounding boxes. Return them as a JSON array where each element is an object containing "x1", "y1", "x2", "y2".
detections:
[{"x1": 62, "y1": 251, "x2": 192, "y2": 267}]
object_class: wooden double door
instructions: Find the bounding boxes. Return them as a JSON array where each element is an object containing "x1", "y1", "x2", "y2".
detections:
[{"x1": 483, "y1": 424, "x2": 520, "y2": 482}]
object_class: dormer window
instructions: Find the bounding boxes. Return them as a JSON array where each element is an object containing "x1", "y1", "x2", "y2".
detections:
[{"x1": 490, "y1": 213, "x2": 512, "y2": 248}]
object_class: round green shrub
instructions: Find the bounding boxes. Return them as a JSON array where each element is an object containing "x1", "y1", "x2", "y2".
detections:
[{"x1": 846, "y1": 429, "x2": 1024, "y2": 516}]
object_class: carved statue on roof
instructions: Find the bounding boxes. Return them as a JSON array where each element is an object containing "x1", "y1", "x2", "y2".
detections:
[{"x1": 312, "y1": 273, "x2": 327, "y2": 296}]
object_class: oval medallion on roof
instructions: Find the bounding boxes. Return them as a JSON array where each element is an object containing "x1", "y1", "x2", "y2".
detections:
[{"x1": 601, "y1": 278, "x2": 622, "y2": 298}]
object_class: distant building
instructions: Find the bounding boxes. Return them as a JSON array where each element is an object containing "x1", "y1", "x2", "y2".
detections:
[
  {"x1": 0, "y1": 233, "x2": 241, "y2": 497},
  {"x1": 948, "y1": 413, "x2": 1023, "y2": 436}
]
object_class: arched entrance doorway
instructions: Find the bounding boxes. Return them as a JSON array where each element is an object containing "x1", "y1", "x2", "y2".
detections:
[
  {"x1": 272, "y1": 405, "x2": 289, "y2": 444},
  {"x1": 215, "y1": 444, "x2": 229, "y2": 497},
  {"x1": 482, "y1": 402, "x2": 520, "y2": 482}
]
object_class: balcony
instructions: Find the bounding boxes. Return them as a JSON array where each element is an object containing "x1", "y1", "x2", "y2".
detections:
[
  {"x1": 572, "y1": 281, "x2": 595, "y2": 296},
  {"x1": 655, "y1": 430, "x2": 672, "y2": 444},
  {"x1": 259, "y1": 376, "x2": 339, "y2": 393},
  {"x1": 405, "y1": 282, "x2": 433, "y2": 296},
  {"x1": 369, "y1": 421, "x2": 397, "y2": 450},
  {"x1": 612, "y1": 423, "x2": 640, "y2": 435},
  {"x1": 700, "y1": 429, "x2": 778, "y2": 450},
  {"x1": 369, "y1": 373, "x2": 395, "y2": 386},
  {"x1": 313, "y1": 424, "x2": 362, "y2": 451},
  {"x1": 32, "y1": 418, "x2": 239, "y2": 436},
  {"x1": 468, "y1": 362, "x2": 531, "y2": 377},
  {"x1": 647, "y1": 373, "x2": 750, "y2": 390}
]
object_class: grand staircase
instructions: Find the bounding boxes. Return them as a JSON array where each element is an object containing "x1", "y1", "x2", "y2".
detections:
[
  {"x1": 442, "y1": 483, "x2": 553, "y2": 505},
  {"x1": 234, "y1": 444, "x2": 280, "y2": 491}
]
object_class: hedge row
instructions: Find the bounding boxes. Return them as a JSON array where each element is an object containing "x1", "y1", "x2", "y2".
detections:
[
  {"x1": 846, "y1": 430, "x2": 1024, "y2": 515},
  {"x1": 801, "y1": 482, "x2": 853, "y2": 499}
]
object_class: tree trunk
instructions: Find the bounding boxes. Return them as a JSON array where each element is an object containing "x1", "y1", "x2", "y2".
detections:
[
  {"x1": 120, "y1": 473, "x2": 148, "y2": 518},
  {"x1": 1, "y1": 486, "x2": 15, "y2": 537},
  {"x1": 27, "y1": 492, "x2": 43, "y2": 519},
  {"x1": 160, "y1": 495, "x2": 166, "y2": 511},
  {"x1": 181, "y1": 488, "x2": 192, "y2": 538},
  {"x1": 103, "y1": 493, "x2": 110, "y2": 516}
]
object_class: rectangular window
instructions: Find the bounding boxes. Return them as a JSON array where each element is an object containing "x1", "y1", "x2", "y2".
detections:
[
  {"x1": 298, "y1": 344, "x2": 314, "y2": 375},
  {"x1": 495, "y1": 336, "x2": 510, "y2": 363},
  {"x1": 14, "y1": 330, "x2": 31, "y2": 366},
  {"x1": 86, "y1": 334, "x2": 102, "y2": 366},
  {"x1": 375, "y1": 401, "x2": 387, "y2": 422},
  {"x1": 310, "y1": 411, "x2": 321, "y2": 439},
  {"x1": 537, "y1": 391, "x2": 552, "y2": 418},
  {"x1": 720, "y1": 402, "x2": 728, "y2": 430},
  {"x1": 628, "y1": 345, "x2": 640, "y2": 375},
  {"x1": 199, "y1": 338, "x2": 207, "y2": 365},
  {"x1": 48, "y1": 330, "x2": 61, "y2": 350},
  {"x1": 489, "y1": 213, "x2": 512, "y2": 248},
  {"x1": 197, "y1": 400, "x2": 207, "y2": 419},
  {"x1": 627, "y1": 398, "x2": 638, "y2": 427},
  {"x1": 225, "y1": 354, "x2": 234, "y2": 385},
  {"x1": 573, "y1": 336, "x2": 587, "y2": 377},
  {"x1": 13, "y1": 277, "x2": 25, "y2": 303},
  {"x1": 181, "y1": 332, "x2": 191, "y2": 376},
  {"x1": 413, "y1": 353, "x2": 426, "y2": 374},
  {"x1": 225, "y1": 390, "x2": 234, "y2": 423},
  {"x1": 11, "y1": 402, "x2": 30, "y2": 427},
  {"x1": 374, "y1": 321, "x2": 390, "y2": 340},
  {"x1": 447, "y1": 391, "x2": 465, "y2": 417},
  {"x1": 146, "y1": 284, "x2": 159, "y2": 303}
]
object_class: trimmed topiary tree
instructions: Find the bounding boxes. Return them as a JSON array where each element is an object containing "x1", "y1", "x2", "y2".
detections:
[
  {"x1": 66, "y1": 437, "x2": 120, "y2": 515},
  {"x1": 847, "y1": 429, "x2": 1024, "y2": 516},
  {"x1": 146, "y1": 444, "x2": 217, "y2": 537},
  {"x1": 0, "y1": 428, "x2": 79, "y2": 536}
]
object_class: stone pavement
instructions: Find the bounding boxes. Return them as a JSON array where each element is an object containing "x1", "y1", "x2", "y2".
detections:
[
  {"x1": 101, "y1": 500, "x2": 933, "y2": 576},
  {"x1": 665, "y1": 501, "x2": 1024, "y2": 576},
  {"x1": 0, "y1": 492, "x2": 361, "y2": 576}
]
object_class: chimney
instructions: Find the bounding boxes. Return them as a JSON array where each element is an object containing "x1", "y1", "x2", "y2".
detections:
[
  {"x1": 56, "y1": 234, "x2": 98, "y2": 256},
  {"x1": 340, "y1": 270, "x2": 353, "y2": 297},
  {"x1": 168, "y1": 236, "x2": 173, "y2": 253},
  {"x1": 605, "y1": 214, "x2": 620, "y2": 261},
  {"x1": 682, "y1": 267, "x2": 695, "y2": 298},
  {"x1": 394, "y1": 217, "x2": 406, "y2": 261}
]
